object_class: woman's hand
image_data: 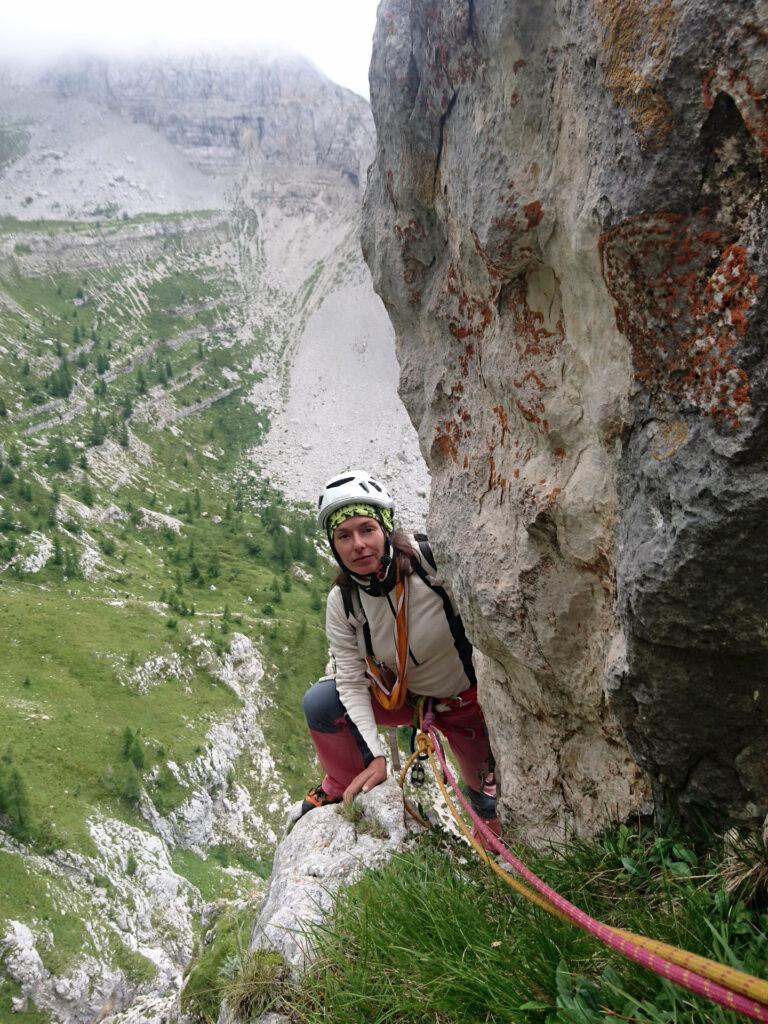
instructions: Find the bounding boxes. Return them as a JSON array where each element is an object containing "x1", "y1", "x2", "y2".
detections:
[{"x1": 343, "y1": 756, "x2": 387, "y2": 803}]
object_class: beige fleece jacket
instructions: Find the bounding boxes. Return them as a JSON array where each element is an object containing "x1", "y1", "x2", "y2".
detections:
[{"x1": 325, "y1": 538, "x2": 474, "y2": 758}]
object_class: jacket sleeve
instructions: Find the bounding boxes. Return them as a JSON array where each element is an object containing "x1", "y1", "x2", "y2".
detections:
[{"x1": 325, "y1": 587, "x2": 386, "y2": 759}]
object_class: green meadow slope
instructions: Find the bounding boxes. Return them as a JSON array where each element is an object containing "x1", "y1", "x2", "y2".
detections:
[{"x1": 0, "y1": 208, "x2": 333, "y2": 1016}]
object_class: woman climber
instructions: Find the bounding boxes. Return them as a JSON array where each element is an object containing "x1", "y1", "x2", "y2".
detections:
[{"x1": 299, "y1": 468, "x2": 499, "y2": 837}]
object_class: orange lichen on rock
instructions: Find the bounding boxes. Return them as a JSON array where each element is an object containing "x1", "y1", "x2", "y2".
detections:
[
  {"x1": 443, "y1": 260, "x2": 497, "y2": 340},
  {"x1": 499, "y1": 274, "x2": 564, "y2": 432},
  {"x1": 595, "y1": 0, "x2": 679, "y2": 150},
  {"x1": 599, "y1": 212, "x2": 758, "y2": 427},
  {"x1": 523, "y1": 201, "x2": 543, "y2": 228},
  {"x1": 433, "y1": 419, "x2": 461, "y2": 463}
]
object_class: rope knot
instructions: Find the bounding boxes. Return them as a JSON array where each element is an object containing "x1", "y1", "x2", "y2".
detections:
[{"x1": 415, "y1": 733, "x2": 433, "y2": 755}]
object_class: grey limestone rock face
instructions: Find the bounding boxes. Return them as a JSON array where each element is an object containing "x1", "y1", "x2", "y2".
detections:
[{"x1": 362, "y1": 0, "x2": 767, "y2": 838}]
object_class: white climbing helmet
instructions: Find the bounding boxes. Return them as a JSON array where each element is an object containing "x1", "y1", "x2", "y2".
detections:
[{"x1": 317, "y1": 469, "x2": 394, "y2": 531}]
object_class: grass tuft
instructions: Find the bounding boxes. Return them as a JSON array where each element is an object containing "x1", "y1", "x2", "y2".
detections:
[
  {"x1": 222, "y1": 949, "x2": 287, "y2": 1022},
  {"x1": 336, "y1": 800, "x2": 390, "y2": 840}
]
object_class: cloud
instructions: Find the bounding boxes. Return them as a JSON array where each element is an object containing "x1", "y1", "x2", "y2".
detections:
[{"x1": 0, "y1": 0, "x2": 377, "y2": 97}]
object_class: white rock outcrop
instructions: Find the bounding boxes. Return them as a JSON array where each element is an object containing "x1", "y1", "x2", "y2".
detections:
[{"x1": 250, "y1": 781, "x2": 409, "y2": 972}]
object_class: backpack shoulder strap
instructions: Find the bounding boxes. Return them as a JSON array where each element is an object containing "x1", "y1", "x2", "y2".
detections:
[
  {"x1": 340, "y1": 581, "x2": 374, "y2": 659},
  {"x1": 413, "y1": 532, "x2": 437, "y2": 574},
  {"x1": 409, "y1": 535, "x2": 477, "y2": 687}
]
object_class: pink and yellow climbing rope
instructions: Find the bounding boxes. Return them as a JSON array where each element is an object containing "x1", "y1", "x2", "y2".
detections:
[{"x1": 398, "y1": 710, "x2": 768, "y2": 1022}]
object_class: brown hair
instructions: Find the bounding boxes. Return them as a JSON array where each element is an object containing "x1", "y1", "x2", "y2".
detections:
[{"x1": 333, "y1": 529, "x2": 416, "y2": 590}]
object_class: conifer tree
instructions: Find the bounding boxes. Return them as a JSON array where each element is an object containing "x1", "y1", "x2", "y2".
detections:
[
  {"x1": 88, "y1": 412, "x2": 107, "y2": 447},
  {"x1": 63, "y1": 547, "x2": 79, "y2": 578},
  {"x1": 121, "y1": 727, "x2": 134, "y2": 758},
  {"x1": 272, "y1": 528, "x2": 290, "y2": 569},
  {"x1": 79, "y1": 478, "x2": 95, "y2": 507},
  {"x1": 4, "y1": 768, "x2": 32, "y2": 838},
  {"x1": 52, "y1": 441, "x2": 71, "y2": 471},
  {"x1": 120, "y1": 763, "x2": 142, "y2": 805}
]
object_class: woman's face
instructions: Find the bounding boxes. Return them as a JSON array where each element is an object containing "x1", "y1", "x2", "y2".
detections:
[{"x1": 333, "y1": 515, "x2": 386, "y2": 574}]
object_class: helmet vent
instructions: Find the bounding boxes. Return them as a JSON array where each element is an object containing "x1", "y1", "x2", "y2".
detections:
[{"x1": 326, "y1": 476, "x2": 354, "y2": 489}]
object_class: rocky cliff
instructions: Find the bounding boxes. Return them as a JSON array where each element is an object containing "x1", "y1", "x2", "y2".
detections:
[
  {"x1": 46, "y1": 53, "x2": 373, "y2": 182},
  {"x1": 362, "y1": 0, "x2": 767, "y2": 841}
]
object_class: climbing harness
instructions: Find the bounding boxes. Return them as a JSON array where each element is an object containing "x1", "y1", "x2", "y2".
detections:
[{"x1": 397, "y1": 700, "x2": 768, "y2": 1022}]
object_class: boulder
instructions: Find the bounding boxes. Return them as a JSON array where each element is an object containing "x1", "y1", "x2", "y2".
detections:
[{"x1": 250, "y1": 781, "x2": 409, "y2": 972}]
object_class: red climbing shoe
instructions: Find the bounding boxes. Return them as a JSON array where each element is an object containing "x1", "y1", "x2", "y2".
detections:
[{"x1": 300, "y1": 785, "x2": 341, "y2": 817}]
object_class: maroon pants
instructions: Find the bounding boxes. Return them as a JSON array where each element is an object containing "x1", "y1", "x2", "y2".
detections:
[{"x1": 303, "y1": 677, "x2": 494, "y2": 804}]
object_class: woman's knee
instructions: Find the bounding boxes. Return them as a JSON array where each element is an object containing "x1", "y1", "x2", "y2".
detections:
[{"x1": 303, "y1": 677, "x2": 344, "y2": 732}]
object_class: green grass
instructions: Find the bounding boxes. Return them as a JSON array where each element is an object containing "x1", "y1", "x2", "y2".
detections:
[
  {"x1": 300, "y1": 261, "x2": 324, "y2": 309},
  {"x1": 181, "y1": 906, "x2": 255, "y2": 1024},
  {"x1": 0, "y1": 215, "x2": 95, "y2": 235},
  {"x1": 146, "y1": 269, "x2": 225, "y2": 340},
  {"x1": 0, "y1": 978, "x2": 49, "y2": 1023},
  {"x1": 273, "y1": 828, "x2": 768, "y2": 1024},
  {"x1": 170, "y1": 849, "x2": 257, "y2": 902},
  {"x1": 0, "y1": 210, "x2": 222, "y2": 235},
  {"x1": 0, "y1": 850, "x2": 90, "y2": 978},
  {"x1": 0, "y1": 583, "x2": 241, "y2": 849}
]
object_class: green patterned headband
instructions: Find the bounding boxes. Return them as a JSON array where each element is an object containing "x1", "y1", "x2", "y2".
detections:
[{"x1": 327, "y1": 502, "x2": 394, "y2": 537}]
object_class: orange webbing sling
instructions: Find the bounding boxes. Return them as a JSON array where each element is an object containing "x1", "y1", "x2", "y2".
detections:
[{"x1": 366, "y1": 563, "x2": 410, "y2": 711}]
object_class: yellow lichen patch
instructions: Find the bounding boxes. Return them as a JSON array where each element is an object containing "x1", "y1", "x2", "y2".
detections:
[
  {"x1": 596, "y1": 0, "x2": 680, "y2": 150},
  {"x1": 651, "y1": 418, "x2": 689, "y2": 461}
]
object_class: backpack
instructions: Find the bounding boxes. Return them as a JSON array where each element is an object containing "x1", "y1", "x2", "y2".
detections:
[{"x1": 340, "y1": 534, "x2": 477, "y2": 687}]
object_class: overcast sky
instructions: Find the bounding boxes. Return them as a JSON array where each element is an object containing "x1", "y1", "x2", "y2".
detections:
[{"x1": 0, "y1": 0, "x2": 379, "y2": 98}]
